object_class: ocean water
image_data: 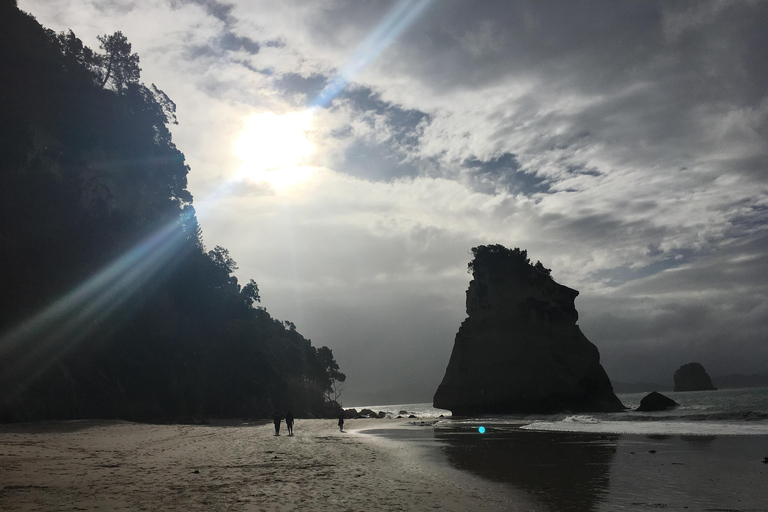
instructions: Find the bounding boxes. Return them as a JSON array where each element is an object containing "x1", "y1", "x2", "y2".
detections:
[
  {"x1": 355, "y1": 387, "x2": 768, "y2": 436},
  {"x1": 359, "y1": 389, "x2": 768, "y2": 511}
]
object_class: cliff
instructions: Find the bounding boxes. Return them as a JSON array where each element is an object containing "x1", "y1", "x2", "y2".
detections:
[
  {"x1": 673, "y1": 363, "x2": 717, "y2": 392},
  {"x1": 433, "y1": 245, "x2": 624, "y2": 414}
]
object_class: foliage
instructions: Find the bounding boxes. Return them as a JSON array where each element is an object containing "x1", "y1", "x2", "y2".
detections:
[
  {"x1": 0, "y1": 4, "x2": 342, "y2": 421},
  {"x1": 468, "y1": 244, "x2": 552, "y2": 278}
]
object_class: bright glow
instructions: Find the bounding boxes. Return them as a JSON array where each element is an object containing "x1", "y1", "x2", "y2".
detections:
[
  {"x1": 232, "y1": 110, "x2": 317, "y2": 189},
  {"x1": 478, "y1": 426, "x2": 486, "y2": 434}
]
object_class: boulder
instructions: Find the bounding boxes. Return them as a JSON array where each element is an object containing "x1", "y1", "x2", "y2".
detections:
[
  {"x1": 673, "y1": 363, "x2": 717, "y2": 392},
  {"x1": 636, "y1": 391, "x2": 678, "y2": 412},
  {"x1": 433, "y1": 245, "x2": 625, "y2": 415}
]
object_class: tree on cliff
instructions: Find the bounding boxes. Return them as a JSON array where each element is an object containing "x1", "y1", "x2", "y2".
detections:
[
  {"x1": 96, "y1": 31, "x2": 141, "y2": 91},
  {"x1": 0, "y1": 4, "x2": 343, "y2": 421},
  {"x1": 468, "y1": 245, "x2": 552, "y2": 277}
]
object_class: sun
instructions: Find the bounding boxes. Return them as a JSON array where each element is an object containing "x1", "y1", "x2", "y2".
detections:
[{"x1": 232, "y1": 110, "x2": 317, "y2": 189}]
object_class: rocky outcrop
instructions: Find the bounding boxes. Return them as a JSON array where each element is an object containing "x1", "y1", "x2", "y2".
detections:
[
  {"x1": 674, "y1": 363, "x2": 717, "y2": 392},
  {"x1": 636, "y1": 391, "x2": 678, "y2": 412},
  {"x1": 433, "y1": 245, "x2": 624, "y2": 415}
]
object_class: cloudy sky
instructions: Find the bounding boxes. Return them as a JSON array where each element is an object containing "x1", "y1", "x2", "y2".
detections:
[{"x1": 18, "y1": 0, "x2": 768, "y2": 405}]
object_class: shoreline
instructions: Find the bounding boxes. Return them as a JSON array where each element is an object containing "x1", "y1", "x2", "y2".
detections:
[
  {"x1": 2, "y1": 418, "x2": 767, "y2": 511},
  {"x1": 0, "y1": 418, "x2": 523, "y2": 511}
]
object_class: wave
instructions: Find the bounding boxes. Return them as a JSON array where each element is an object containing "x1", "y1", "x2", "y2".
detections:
[{"x1": 624, "y1": 410, "x2": 768, "y2": 422}]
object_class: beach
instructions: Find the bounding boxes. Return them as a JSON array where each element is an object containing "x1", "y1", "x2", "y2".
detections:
[
  {"x1": 0, "y1": 418, "x2": 520, "y2": 511},
  {"x1": 2, "y1": 418, "x2": 767, "y2": 511}
]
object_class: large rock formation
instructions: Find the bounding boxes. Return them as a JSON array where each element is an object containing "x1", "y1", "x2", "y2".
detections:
[
  {"x1": 636, "y1": 391, "x2": 678, "y2": 412},
  {"x1": 673, "y1": 362, "x2": 717, "y2": 391},
  {"x1": 434, "y1": 245, "x2": 624, "y2": 415}
]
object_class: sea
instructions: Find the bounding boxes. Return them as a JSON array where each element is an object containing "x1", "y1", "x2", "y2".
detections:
[
  {"x1": 352, "y1": 387, "x2": 768, "y2": 436},
  {"x1": 353, "y1": 388, "x2": 768, "y2": 511}
]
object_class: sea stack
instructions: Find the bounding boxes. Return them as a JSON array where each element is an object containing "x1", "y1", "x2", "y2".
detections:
[
  {"x1": 434, "y1": 245, "x2": 624, "y2": 415},
  {"x1": 673, "y1": 362, "x2": 717, "y2": 391}
]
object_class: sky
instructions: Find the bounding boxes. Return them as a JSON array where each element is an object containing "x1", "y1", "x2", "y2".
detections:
[{"x1": 17, "y1": 0, "x2": 768, "y2": 405}]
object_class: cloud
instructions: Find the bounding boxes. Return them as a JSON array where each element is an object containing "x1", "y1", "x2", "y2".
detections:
[{"x1": 17, "y1": 0, "x2": 768, "y2": 402}]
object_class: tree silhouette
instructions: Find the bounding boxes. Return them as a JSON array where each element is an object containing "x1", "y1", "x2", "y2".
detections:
[
  {"x1": 0, "y1": 5, "x2": 344, "y2": 422},
  {"x1": 96, "y1": 31, "x2": 140, "y2": 92}
]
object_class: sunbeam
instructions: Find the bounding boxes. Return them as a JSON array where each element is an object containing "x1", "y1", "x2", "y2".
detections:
[
  {"x1": 0, "y1": 0, "x2": 435, "y2": 398},
  {"x1": 0, "y1": 213, "x2": 197, "y2": 391},
  {"x1": 311, "y1": 0, "x2": 433, "y2": 108}
]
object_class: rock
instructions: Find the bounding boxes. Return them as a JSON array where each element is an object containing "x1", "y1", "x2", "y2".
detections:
[
  {"x1": 359, "y1": 408, "x2": 377, "y2": 418},
  {"x1": 343, "y1": 408, "x2": 358, "y2": 419},
  {"x1": 376, "y1": 411, "x2": 387, "y2": 418},
  {"x1": 408, "y1": 414, "x2": 417, "y2": 418},
  {"x1": 674, "y1": 363, "x2": 717, "y2": 391},
  {"x1": 433, "y1": 245, "x2": 625, "y2": 415},
  {"x1": 398, "y1": 410, "x2": 408, "y2": 415},
  {"x1": 636, "y1": 391, "x2": 678, "y2": 411}
]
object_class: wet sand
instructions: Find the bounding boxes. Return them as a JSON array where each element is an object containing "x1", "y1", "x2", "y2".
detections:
[
  {"x1": 0, "y1": 418, "x2": 521, "y2": 511},
  {"x1": 2, "y1": 419, "x2": 767, "y2": 511},
  {"x1": 365, "y1": 426, "x2": 768, "y2": 511}
]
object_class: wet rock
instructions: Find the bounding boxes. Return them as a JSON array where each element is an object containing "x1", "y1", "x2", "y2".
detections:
[{"x1": 636, "y1": 391, "x2": 679, "y2": 412}]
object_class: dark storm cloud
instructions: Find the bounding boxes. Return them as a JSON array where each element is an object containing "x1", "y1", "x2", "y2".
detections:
[
  {"x1": 274, "y1": 73, "x2": 328, "y2": 99},
  {"x1": 328, "y1": 87, "x2": 430, "y2": 181},
  {"x1": 219, "y1": 32, "x2": 260, "y2": 53},
  {"x1": 463, "y1": 153, "x2": 550, "y2": 195},
  {"x1": 375, "y1": 1, "x2": 768, "y2": 182}
]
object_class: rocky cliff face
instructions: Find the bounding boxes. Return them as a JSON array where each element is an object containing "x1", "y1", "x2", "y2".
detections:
[
  {"x1": 673, "y1": 362, "x2": 717, "y2": 391},
  {"x1": 433, "y1": 245, "x2": 624, "y2": 415}
]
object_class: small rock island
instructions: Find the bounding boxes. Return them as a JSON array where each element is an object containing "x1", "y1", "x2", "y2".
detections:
[
  {"x1": 434, "y1": 245, "x2": 624, "y2": 415},
  {"x1": 674, "y1": 362, "x2": 717, "y2": 391}
]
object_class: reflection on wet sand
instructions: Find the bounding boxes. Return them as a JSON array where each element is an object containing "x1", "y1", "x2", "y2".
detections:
[
  {"x1": 434, "y1": 428, "x2": 617, "y2": 511},
  {"x1": 364, "y1": 426, "x2": 768, "y2": 511}
]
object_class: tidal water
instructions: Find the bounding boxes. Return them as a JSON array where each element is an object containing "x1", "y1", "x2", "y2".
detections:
[
  {"x1": 354, "y1": 387, "x2": 768, "y2": 436},
  {"x1": 358, "y1": 388, "x2": 768, "y2": 511}
]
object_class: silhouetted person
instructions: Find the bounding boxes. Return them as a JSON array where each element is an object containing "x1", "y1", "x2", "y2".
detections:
[
  {"x1": 273, "y1": 412, "x2": 281, "y2": 436},
  {"x1": 338, "y1": 412, "x2": 344, "y2": 432},
  {"x1": 285, "y1": 410, "x2": 294, "y2": 436}
]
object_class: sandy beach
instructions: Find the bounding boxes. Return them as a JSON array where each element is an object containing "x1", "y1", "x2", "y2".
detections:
[
  {"x1": 2, "y1": 418, "x2": 767, "y2": 511},
  {"x1": 0, "y1": 418, "x2": 521, "y2": 511}
]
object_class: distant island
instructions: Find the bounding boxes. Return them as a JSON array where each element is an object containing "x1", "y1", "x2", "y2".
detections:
[
  {"x1": 674, "y1": 362, "x2": 717, "y2": 392},
  {"x1": 0, "y1": 3, "x2": 343, "y2": 422},
  {"x1": 434, "y1": 245, "x2": 624, "y2": 414},
  {"x1": 612, "y1": 373, "x2": 768, "y2": 394}
]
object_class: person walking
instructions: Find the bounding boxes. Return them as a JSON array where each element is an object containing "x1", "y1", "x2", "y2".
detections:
[
  {"x1": 273, "y1": 412, "x2": 281, "y2": 436},
  {"x1": 285, "y1": 410, "x2": 294, "y2": 436},
  {"x1": 338, "y1": 412, "x2": 344, "y2": 432}
]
